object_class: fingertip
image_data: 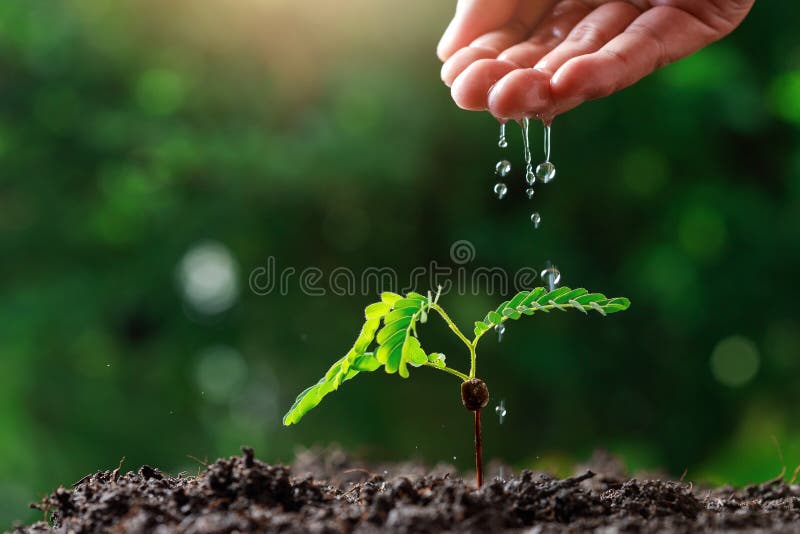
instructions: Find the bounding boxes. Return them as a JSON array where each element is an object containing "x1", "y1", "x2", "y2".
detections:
[
  {"x1": 451, "y1": 59, "x2": 518, "y2": 111},
  {"x1": 551, "y1": 54, "x2": 615, "y2": 103},
  {"x1": 441, "y1": 47, "x2": 498, "y2": 87},
  {"x1": 487, "y1": 68, "x2": 554, "y2": 120},
  {"x1": 437, "y1": 21, "x2": 458, "y2": 61}
]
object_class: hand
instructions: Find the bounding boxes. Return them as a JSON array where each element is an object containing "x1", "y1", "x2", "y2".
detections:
[{"x1": 437, "y1": 0, "x2": 754, "y2": 120}]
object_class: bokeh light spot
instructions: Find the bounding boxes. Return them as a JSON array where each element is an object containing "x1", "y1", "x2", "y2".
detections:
[
  {"x1": 768, "y1": 70, "x2": 800, "y2": 125},
  {"x1": 178, "y1": 241, "x2": 239, "y2": 315},
  {"x1": 195, "y1": 345, "x2": 247, "y2": 403},
  {"x1": 710, "y1": 336, "x2": 760, "y2": 387}
]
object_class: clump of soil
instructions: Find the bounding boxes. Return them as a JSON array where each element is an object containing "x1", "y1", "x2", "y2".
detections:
[{"x1": 14, "y1": 447, "x2": 800, "y2": 533}]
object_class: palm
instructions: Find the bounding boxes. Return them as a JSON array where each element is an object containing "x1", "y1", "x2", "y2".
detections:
[{"x1": 437, "y1": 0, "x2": 754, "y2": 119}]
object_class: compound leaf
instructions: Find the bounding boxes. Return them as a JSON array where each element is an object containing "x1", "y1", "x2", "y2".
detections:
[
  {"x1": 283, "y1": 292, "x2": 433, "y2": 425},
  {"x1": 475, "y1": 286, "x2": 631, "y2": 339}
]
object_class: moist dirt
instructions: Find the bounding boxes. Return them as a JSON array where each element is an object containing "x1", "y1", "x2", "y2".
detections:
[{"x1": 12, "y1": 447, "x2": 800, "y2": 533}]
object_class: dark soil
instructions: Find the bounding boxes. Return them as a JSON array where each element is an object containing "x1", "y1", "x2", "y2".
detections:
[{"x1": 12, "y1": 447, "x2": 800, "y2": 533}]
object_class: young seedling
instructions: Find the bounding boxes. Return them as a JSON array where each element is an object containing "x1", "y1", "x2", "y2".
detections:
[{"x1": 283, "y1": 286, "x2": 630, "y2": 487}]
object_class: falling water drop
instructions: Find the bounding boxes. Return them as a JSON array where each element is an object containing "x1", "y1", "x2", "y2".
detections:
[
  {"x1": 521, "y1": 118, "x2": 533, "y2": 181},
  {"x1": 495, "y1": 160, "x2": 511, "y2": 177},
  {"x1": 536, "y1": 161, "x2": 556, "y2": 183},
  {"x1": 525, "y1": 187, "x2": 535, "y2": 199},
  {"x1": 495, "y1": 400, "x2": 507, "y2": 424},
  {"x1": 540, "y1": 264, "x2": 562, "y2": 291},
  {"x1": 495, "y1": 323, "x2": 506, "y2": 342},
  {"x1": 498, "y1": 123, "x2": 508, "y2": 148},
  {"x1": 530, "y1": 212, "x2": 542, "y2": 229},
  {"x1": 537, "y1": 123, "x2": 556, "y2": 183},
  {"x1": 525, "y1": 169, "x2": 536, "y2": 186},
  {"x1": 493, "y1": 183, "x2": 508, "y2": 199}
]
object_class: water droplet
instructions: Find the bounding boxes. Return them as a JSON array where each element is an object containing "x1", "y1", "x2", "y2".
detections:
[
  {"x1": 493, "y1": 183, "x2": 508, "y2": 199},
  {"x1": 106, "y1": 363, "x2": 111, "y2": 368},
  {"x1": 540, "y1": 265, "x2": 561, "y2": 290},
  {"x1": 169, "y1": 410, "x2": 175, "y2": 415},
  {"x1": 525, "y1": 187, "x2": 535, "y2": 199},
  {"x1": 498, "y1": 123, "x2": 508, "y2": 148},
  {"x1": 530, "y1": 212, "x2": 542, "y2": 229},
  {"x1": 495, "y1": 400, "x2": 507, "y2": 424},
  {"x1": 453, "y1": 456, "x2": 457, "y2": 461},
  {"x1": 536, "y1": 161, "x2": 556, "y2": 184},
  {"x1": 495, "y1": 323, "x2": 506, "y2": 342},
  {"x1": 521, "y1": 118, "x2": 532, "y2": 170},
  {"x1": 543, "y1": 122, "x2": 552, "y2": 162},
  {"x1": 495, "y1": 160, "x2": 511, "y2": 177},
  {"x1": 525, "y1": 169, "x2": 536, "y2": 185}
]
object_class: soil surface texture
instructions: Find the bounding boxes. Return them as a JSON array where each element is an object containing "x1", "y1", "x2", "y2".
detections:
[{"x1": 13, "y1": 447, "x2": 800, "y2": 533}]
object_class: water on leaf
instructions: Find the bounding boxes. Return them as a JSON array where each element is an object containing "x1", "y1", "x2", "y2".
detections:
[
  {"x1": 540, "y1": 265, "x2": 561, "y2": 290},
  {"x1": 525, "y1": 187, "x2": 535, "y2": 199},
  {"x1": 530, "y1": 212, "x2": 542, "y2": 229},
  {"x1": 493, "y1": 182, "x2": 508, "y2": 199}
]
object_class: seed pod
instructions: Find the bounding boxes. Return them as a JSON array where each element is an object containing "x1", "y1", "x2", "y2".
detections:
[{"x1": 461, "y1": 378, "x2": 489, "y2": 411}]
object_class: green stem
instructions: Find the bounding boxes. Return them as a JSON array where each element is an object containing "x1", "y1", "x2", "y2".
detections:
[
  {"x1": 424, "y1": 361, "x2": 469, "y2": 382},
  {"x1": 468, "y1": 341, "x2": 477, "y2": 378},
  {"x1": 431, "y1": 304, "x2": 472, "y2": 350}
]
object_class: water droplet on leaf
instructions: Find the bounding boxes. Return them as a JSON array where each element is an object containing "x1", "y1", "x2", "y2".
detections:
[
  {"x1": 540, "y1": 265, "x2": 561, "y2": 290},
  {"x1": 530, "y1": 212, "x2": 542, "y2": 229},
  {"x1": 525, "y1": 187, "x2": 535, "y2": 199},
  {"x1": 525, "y1": 168, "x2": 536, "y2": 185},
  {"x1": 493, "y1": 183, "x2": 508, "y2": 199}
]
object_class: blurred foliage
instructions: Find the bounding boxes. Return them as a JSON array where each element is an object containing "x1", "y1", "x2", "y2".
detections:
[{"x1": 1, "y1": 0, "x2": 800, "y2": 528}]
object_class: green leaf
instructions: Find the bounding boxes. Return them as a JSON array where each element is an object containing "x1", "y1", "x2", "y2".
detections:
[
  {"x1": 282, "y1": 352, "x2": 380, "y2": 426},
  {"x1": 376, "y1": 317, "x2": 412, "y2": 344},
  {"x1": 474, "y1": 287, "x2": 631, "y2": 339},
  {"x1": 365, "y1": 301, "x2": 392, "y2": 320},
  {"x1": 427, "y1": 352, "x2": 446, "y2": 368},
  {"x1": 473, "y1": 321, "x2": 490, "y2": 337},
  {"x1": 283, "y1": 291, "x2": 434, "y2": 426},
  {"x1": 381, "y1": 292, "x2": 403, "y2": 304}
]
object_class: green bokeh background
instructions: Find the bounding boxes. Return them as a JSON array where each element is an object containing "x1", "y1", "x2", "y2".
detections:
[{"x1": 1, "y1": 0, "x2": 799, "y2": 527}]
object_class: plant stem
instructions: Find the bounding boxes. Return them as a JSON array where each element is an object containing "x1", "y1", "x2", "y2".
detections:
[
  {"x1": 423, "y1": 361, "x2": 469, "y2": 382},
  {"x1": 431, "y1": 304, "x2": 472, "y2": 351},
  {"x1": 474, "y1": 409, "x2": 483, "y2": 488},
  {"x1": 468, "y1": 341, "x2": 477, "y2": 378}
]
